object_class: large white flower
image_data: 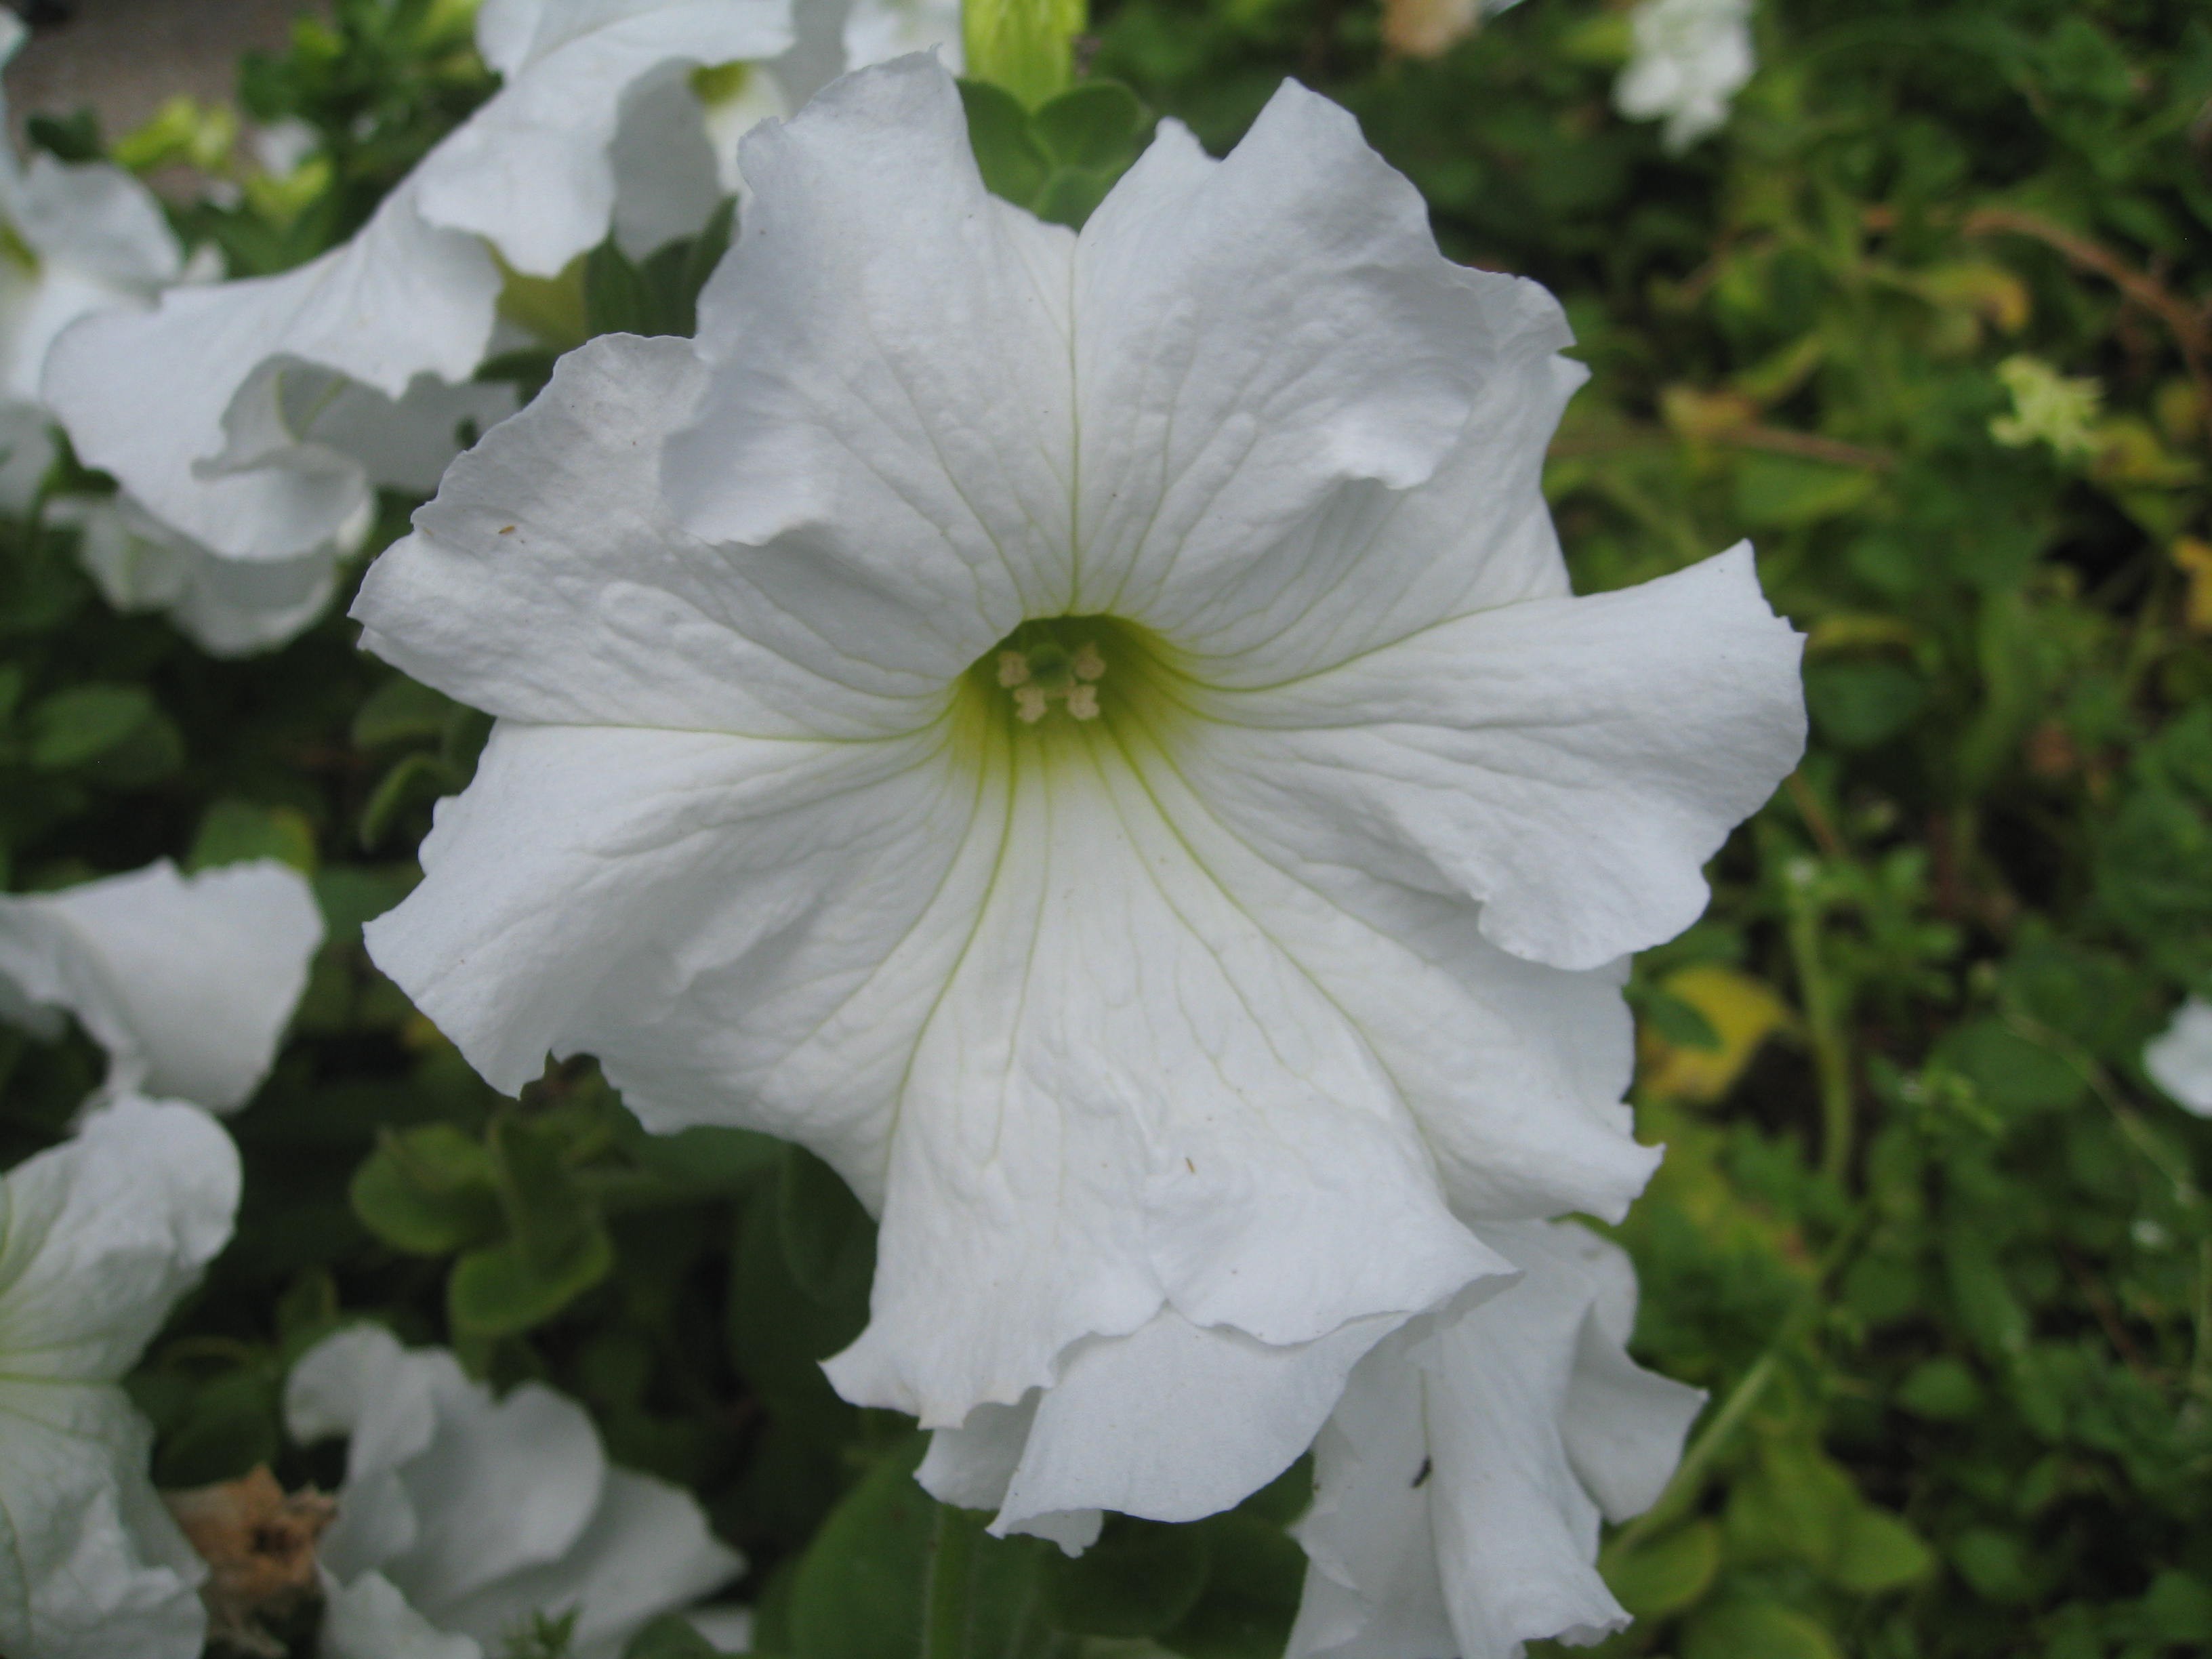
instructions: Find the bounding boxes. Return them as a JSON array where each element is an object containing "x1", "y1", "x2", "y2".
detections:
[
  {"x1": 41, "y1": 0, "x2": 792, "y2": 650},
  {"x1": 1614, "y1": 0, "x2": 1755, "y2": 152},
  {"x1": 0, "y1": 1095, "x2": 243, "y2": 1659},
  {"x1": 350, "y1": 58, "x2": 1803, "y2": 1524},
  {"x1": 286, "y1": 1326, "x2": 741, "y2": 1659},
  {"x1": 2145, "y1": 996, "x2": 2212, "y2": 1118},
  {"x1": 0, "y1": 11, "x2": 182, "y2": 515},
  {"x1": 0, "y1": 859, "x2": 325, "y2": 1113},
  {"x1": 1287, "y1": 1221, "x2": 1702, "y2": 1659}
]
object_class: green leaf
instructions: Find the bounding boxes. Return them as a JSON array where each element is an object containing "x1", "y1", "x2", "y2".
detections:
[
  {"x1": 1932, "y1": 1018, "x2": 2085, "y2": 1113},
  {"x1": 585, "y1": 237, "x2": 656, "y2": 337},
  {"x1": 1603, "y1": 1519, "x2": 1721, "y2": 1619},
  {"x1": 1893, "y1": 1355, "x2": 1983, "y2": 1421},
  {"x1": 1950, "y1": 1526, "x2": 2037, "y2": 1604},
  {"x1": 350, "y1": 1124, "x2": 504, "y2": 1255},
  {"x1": 1732, "y1": 452, "x2": 1880, "y2": 529},
  {"x1": 1043, "y1": 1517, "x2": 1211, "y2": 1637},
  {"x1": 352, "y1": 675, "x2": 456, "y2": 749},
  {"x1": 1158, "y1": 1516, "x2": 1303, "y2": 1659},
  {"x1": 1681, "y1": 1601, "x2": 1843, "y2": 1659},
  {"x1": 777, "y1": 1143, "x2": 878, "y2": 1310},
  {"x1": 1030, "y1": 82, "x2": 1146, "y2": 169},
  {"x1": 1804, "y1": 659, "x2": 1927, "y2": 750},
  {"x1": 359, "y1": 750, "x2": 457, "y2": 850},
  {"x1": 1641, "y1": 985, "x2": 1725, "y2": 1051},
  {"x1": 26, "y1": 684, "x2": 157, "y2": 770},
  {"x1": 959, "y1": 79, "x2": 1050, "y2": 207},
  {"x1": 449, "y1": 1225, "x2": 615, "y2": 1337},
  {"x1": 1828, "y1": 1506, "x2": 1936, "y2": 1594},
  {"x1": 623, "y1": 1614, "x2": 724, "y2": 1659},
  {"x1": 188, "y1": 799, "x2": 319, "y2": 874}
]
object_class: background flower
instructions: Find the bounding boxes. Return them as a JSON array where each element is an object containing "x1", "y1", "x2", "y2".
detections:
[
  {"x1": 1614, "y1": 0, "x2": 1755, "y2": 152},
  {"x1": 0, "y1": 1097, "x2": 242, "y2": 1659},
  {"x1": 0, "y1": 858, "x2": 323, "y2": 1113},
  {"x1": 285, "y1": 1326, "x2": 741, "y2": 1659}
]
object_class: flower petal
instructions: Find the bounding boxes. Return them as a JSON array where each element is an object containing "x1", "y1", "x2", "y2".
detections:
[
  {"x1": 2146, "y1": 996, "x2": 2212, "y2": 1118},
  {"x1": 318, "y1": 1570, "x2": 483, "y2": 1659},
  {"x1": 354, "y1": 333, "x2": 949, "y2": 737},
  {"x1": 3, "y1": 153, "x2": 180, "y2": 403},
  {"x1": 1289, "y1": 1222, "x2": 1702, "y2": 1659},
  {"x1": 44, "y1": 189, "x2": 496, "y2": 560},
  {"x1": 921, "y1": 1305, "x2": 1437, "y2": 1537},
  {"x1": 434, "y1": 1469, "x2": 741, "y2": 1659},
  {"x1": 0, "y1": 1098, "x2": 240, "y2": 1382},
  {"x1": 1068, "y1": 81, "x2": 1529, "y2": 621},
  {"x1": 666, "y1": 56, "x2": 1080, "y2": 629},
  {"x1": 415, "y1": 0, "x2": 793, "y2": 276},
  {"x1": 0, "y1": 859, "x2": 325, "y2": 1110},
  {"x1": 0, "y1": 1379, "x2": 207, "y2": 1659},
  {"x1": 1183, "y1": 545, "x2": 1806, "y2": 971}
]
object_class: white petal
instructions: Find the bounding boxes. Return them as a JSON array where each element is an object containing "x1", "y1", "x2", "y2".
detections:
[
  {"x1": 0, "y1": 402, "x2": 56, "y2": 514},
  {"x1": 607, "y1": 60, "x2": 726, "y2": 259},
  {"x1": 319, "y1": 1570, "x2": 483, "y2": 1659},
  {"x1": 1184, "y1": 546, "x2": 1805, "y2": 972},
  {"x1": 0, "y1": 1380, "x2": 207, "y2": 1659},
  {"x1": 0, "y1": 1098, "x2": 240, "y2": 1382},
  {"x1": 1290, "y1": 1223, "x2": 1702, "y2": 1659},
  {"x1": 61, "y1": 493, "x2": 356, "y2": 658},
  {"x1": 434, "y1": 1469, "x2": 742, "y2": 1659},
  {"x1": 842, "y1": 0, "x2": 962, "y2": 70},
  {"x1": 0, "y1": 859, "x2": 325, "y2": 1110},
  {"x1": 44, "y1": 188, "x2": 496, "y2": 560},
  {"x1": 354, "y1": 334, "x2": 946, "y2": 737},
  {"x1": 1067, "y1": 83, "x2": 1526, "y2": 620},
  {"x1": 415, "y1": 0, "x2": 792, "y2": 276},
  {"x1": 922, "y1": 1305, "x2": 1439, "y2": 1537},
  {"x1": 2146, "y1": 996, "x2": 2212, "y2": 1117},
  {"x1": 1, "y1": 154, "x2": 180, "y2": 403},
  {"x1": 667, "y1": 56, "x2": 1079, "y2": 627}
]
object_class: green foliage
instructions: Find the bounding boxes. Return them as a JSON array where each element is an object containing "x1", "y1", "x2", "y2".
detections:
[{"x1": 3, "y1": 3, "x2": 2209, "y2": 1658}]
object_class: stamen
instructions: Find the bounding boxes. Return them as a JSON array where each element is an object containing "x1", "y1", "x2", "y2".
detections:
[
  {"x1": 1071, "y1": 643, "x2": 1105, "y2": 682},
  {"x1": 1066, "y1": 684, "x2": 1100, "y2": 720},
  {"x1": 997, "y1": 651, "x2": 1032, "y2": 688},
  {"x1": 1013, "y1": 685, "x2": 1050, "y2": 724}
]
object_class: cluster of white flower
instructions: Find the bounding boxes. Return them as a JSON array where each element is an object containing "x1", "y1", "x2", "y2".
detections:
[{"x1": 1, "y1": 2, "x2": 1810, "y2": 1656}]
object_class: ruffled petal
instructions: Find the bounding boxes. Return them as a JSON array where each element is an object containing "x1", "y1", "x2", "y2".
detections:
[
  {"x1": 1, "y1": 153, "x2": 180, "y2": 403},
  {"x1": 0, "y1": 1098, "x2": 240, "y2": 1382},
  {"x1": 666, "y1": 56, "x2": 1080, "y2": 629},
  {"x1": 2146, "y1": 996, "x2": 2212, "y2": 1117},
  {"x1": 354, "y1": 334, "x2": 949, "y2": 737},
  {"x1": 0, "y1": 1380, "x2": 207, "y2": 1659},
  {"x1": 415, "y1": 0, "x2": 792, "y2": 276},
  {"x1": 318, "y1": 1570, "x2": 483, "y2": 1659},
  {"x1": 435, "y1": 1470, "x2": 741, "y2": 1659},
  {"x1": 1181, "y1": 546, "x2": 1806, "y2": 972},
  {"x1": 1068, "y1": 83, "x2": 1527, "y2": 622},
  {"x1": 842, "y1": 0, "x2": 962, "y2": 70},
  {"x1": 0, "y1": 859, "x2": 325, "y2": 1110},
  {"x1": 1289, "y1": 1223, "x2": 1702, "y2": 1659},
  {"x1": 920, "y1": 1305, "x2": 1433, "y2": 1539},
  {"x1": 43, "y1": 188, "x2": 496, "y2": 560}
]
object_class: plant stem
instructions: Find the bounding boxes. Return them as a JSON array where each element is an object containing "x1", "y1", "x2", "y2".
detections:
[
  {"x1": 920, "y1": 1502, "x2": 979, "y2": 1659},
  {"x1": 1601, "y1": 1349, "x2": 1780, "y2": 1568},
  {"x1": 1785, "y1": 867, "x2": 1855, "y2": 1184}
]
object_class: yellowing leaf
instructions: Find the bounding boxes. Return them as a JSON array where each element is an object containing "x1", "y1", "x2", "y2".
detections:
[
  {"x1": 1641, "y1": 964, "x2": 1795, "y2": 1103},
  {"x1": 2173, "y1": 537, "x2": 2212, "y2": 634}
]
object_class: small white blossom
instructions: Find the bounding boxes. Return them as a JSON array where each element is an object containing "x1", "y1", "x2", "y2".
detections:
[
  {"x1": 0, "y1": 1096, "x2": 243, "y2": 1659},
  {"x1": 1615, "y1": 0, "x2": 1755, "y2": 152},
  {"x1": 350, "y1": 58, "x2": 1803, "y2": 1530},
  {"x1": 0, "y1": 859, "x2": 324, "y2": 1113},
  {"x1": 1288, "y1": 1222, "x2": 1703, "y2": 1659},
  {"x1": 43, "y1": 0, "x2": 792, "y2": 651},
  {"x1": 2145, "y1": 996, "x2": 2212, "y2": 1117},
  {"x1": 286, "y1": 1327, "x2": 741, "y2": 1659},
  {"x1": 0, "y1": 11, "x2": 181, "y2": 514}
]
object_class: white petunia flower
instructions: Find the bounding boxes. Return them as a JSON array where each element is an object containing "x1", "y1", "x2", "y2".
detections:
[
  {"x1": 0, "y1": 10, "x2": 181, "y2": 516},
  {"x1": 0, "y1": 1095, "x2": 243, "y2": 1659},
  {"x1": 350, "y1": 58, "x2": 1803, "y2": 1529},
  {"x1": 286, "y1": 1326, "x2": 741, "y2": 1659},
  {"x1": 0, "y1": 859, "x2": 325, "y2": 1113},
  {"x1": 1614, "y1": 0, "x2": 1755, "y2": 152},
  {"x1": 842, "y1": 0, "x2": 962, "y2": 73},
  {"x1": 42, "y1": 0, "x2": 792, "y2": 651},
  {"x1": 1287, "y1": 1221, "x2": 1702, "y2": 1659},
  {"x1": 2145, "y1": 996, "x2": 2212, "y2": 1118}
]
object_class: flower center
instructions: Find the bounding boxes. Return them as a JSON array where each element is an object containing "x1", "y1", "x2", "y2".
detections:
[{"x1": 983, "y1": 618, "x2": 1120, "y2": 725}]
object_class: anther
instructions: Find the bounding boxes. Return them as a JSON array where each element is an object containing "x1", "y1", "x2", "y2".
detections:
[{"x1": 997, "y1": 651, "x2": 1032, "y2": 688}]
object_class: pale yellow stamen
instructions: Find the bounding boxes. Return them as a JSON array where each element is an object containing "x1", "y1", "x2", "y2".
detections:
[
  {"x1": 1066, "y1": 684, "x2": 1100, "y2": 721},
  {"x1": 1013, "y1": 685, "x2": 1050, "y2": 724},
  {"x1": 997, "y1": 651, "x2": 1032, "y2": 688},
  {"x1": 1071, "y1": 644, "x2": 1105, "y2": 683}
]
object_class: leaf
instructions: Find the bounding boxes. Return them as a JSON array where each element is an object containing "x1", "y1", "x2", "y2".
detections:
[
  {"x1": 1950, "y1": 1527, "x2": 2036, "y2": 1604},
  {"x1": 448, "y1": 1225, "x2": 614, "y2": 1337},
  {"x1": 1932, "y1": 1018, "x2": 2085, "y2": 1113},
  {"x1": 1043, "y1": 1517, "x2": 1211, "y2": 1638},
  {"x1": 777, "y1": 1143, "x2": 878, "y2": 1311},
  {"x1": 1732, "y1": 452, "x2": 1880, "y2": 529},
  {"x1": 1639, "y1": 964, "x2": 1795, "y2": 1103},
  {"x1": 585, "y1": 237, "x2": 656, "y2": 337},
  {"x1": 1893, "y1": 1356, "x2": 1983, "y2": 1421},
  {"x1": 623, "y1": 1614, "x2": 724, "y2": 1659},
  {"x1": 1681, "y1": 1601, "x2": 1843, "y2": 1659},
  {"x1": 958, "y1": 78, "x2": 1050, "y2": 207},
  {"x1": 1158, "y1": 1516, "x2": 1303, "y2": 1659},
  {"x1": 350, "y1": 1124, "x2": 504, "y2": 1256},
  {"x1": 359, "y1": 750, "x2": 457, "y2": 850},
  {"x1": 1029, "y1": 81, "x2": 1147, "y2": 170},
  {"x1": 1804, "y1": 659, "x2": 1927, "y2": 750},
  {"x1": 1828, "y1": 1506, "x2": 1936, "y2": 1594},
  {"x1": 1604, "y1": 1519, "x2": 1721, "y2": 1619},
  {"x1": 188, "y1": 799, "x2": 319, "y2": 874},
  {"x1": 26, "y1": 683, "x2": 157, "y2": 770},
  {"x1": 351, "y1": 675, "x2": 455, "y2": 749}
]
